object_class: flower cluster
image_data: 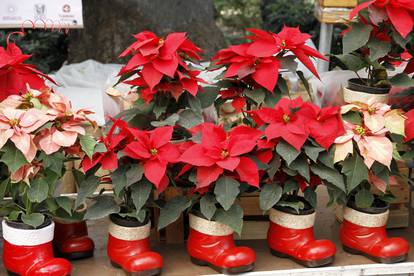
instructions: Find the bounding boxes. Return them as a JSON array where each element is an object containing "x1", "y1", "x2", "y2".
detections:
[
  {"x1": 350, "y1": 0, "x2": 414, "y2": 39},
  {"x1": 118, "y1": 31, "x2": 206, "y2": 103},
  {"x1": 0, "y1": 42, "x2": 56, "y2": 101}
]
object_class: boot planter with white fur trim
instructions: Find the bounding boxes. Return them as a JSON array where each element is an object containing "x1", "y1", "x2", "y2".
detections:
[
  {"x1": 53, "y1": 218, "x2": 95, "y2": 260},
  {"x1": 340, "y1": 200, "x2": 409, "y2": 264},
  {"x1": 187, "y1": 213, "x2": 256, "y2": 275},
  {"x1": 2, "y1": 218, "x2": 72, "y2": 276},
  {"x1": 343, "y1": 78, "x2": 390, "y2": 104},
  {"x1": 267, "y1": 201, "x2": 336, "y2": 268},
  {"x1": 107, "y1": 214, "x2": 162, "y2": 276}
]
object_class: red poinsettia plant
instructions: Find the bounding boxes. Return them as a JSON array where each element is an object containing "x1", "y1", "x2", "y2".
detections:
[
  {"x1": 115, "y1": 31, "x2": 216, "y2": 131},
  {"x1": 250, "y1": 97, "x2": 346, "y2": 212},
  {"x1": 212, "y1": 27, "x2": 327, "y2": 113},
  {"x1": 0, "y1": 87, "x2": 98, "y2": 228},
  {"x1": 175, "y1": 122, "x2": 262, "y2": 234},
  {"x1": 82, "y1": 119, "x2": 180, "y2": 223},
  {"x1": 0, "y1": 41, "x2": 56, "y2": 101},
  {"x1": 335, "y1": 0, "x2": 414, "y2": 89}
]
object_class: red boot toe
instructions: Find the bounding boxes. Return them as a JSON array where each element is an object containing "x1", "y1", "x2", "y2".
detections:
[
  {"x1": 373, "y1": 238, "x2": 409, "y2": 259},
  {"x1": 125, "y1": 251, "x2": 163, "y2": 272},
  {"x1": 218, "y1": 246, "x2": 256, "y2": 268},
  {"x1": 29, "y1": 258, "x2": 72, "y2": 276},
  {"x1": 298, "y1": 240, "x2": 336, "y2": 261}
]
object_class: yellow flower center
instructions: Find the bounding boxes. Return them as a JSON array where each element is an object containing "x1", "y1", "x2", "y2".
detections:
[
  {"x1": 355, "y1": 125, "x2": 365, "y2": 136},
  {"x1": 9, "y1": 119, "x2": 19, "y2": 126},
  {"x1": 367, "y1": 107, "x2": 376, "y2": 114},
  {"x1": 150, "y1": 148, "x2": 158, "y2": 156},
  {"x1": 283, "y1": 114, "x2": 290, "y2": 123},
  {"x1": 281, "y1": 40, "x2": 286, "y2": 47},
  {"x1": 158, "y1": 38, "x2": 165, "y2": 45},
  {"x1": 221, "y1": 149, "x2": 229, "y2": 158}
]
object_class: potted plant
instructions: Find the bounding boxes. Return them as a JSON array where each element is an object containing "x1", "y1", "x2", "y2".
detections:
[
  {"x1": 250, "y1": 97, "x2": 344, "y2": 267},
  {"x1": 0, "y1": 87, "x2": 98, "y2": 275},
  {"x1": 177, "y1": 122, "x2": 262, "y2": 274},
  {"x1": 335, "y1": 0, "x2": 414, "y2": 104},
  {"x1": 332, "y1": 99, "x2": 409, "y2": 263}
]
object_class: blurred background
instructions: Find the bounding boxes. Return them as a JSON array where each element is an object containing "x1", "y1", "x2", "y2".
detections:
[{"x1": 0, "y1": 0, "x2": 345, "y2": 73}]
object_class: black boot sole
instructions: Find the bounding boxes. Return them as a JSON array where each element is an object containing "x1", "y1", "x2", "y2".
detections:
[
  {"x1": 270, "y1": 248, "x2": 335, "y2": 268},
  {"x1": 55, "y1": 249, "x2": 94, "y2": 260},
  {"x1": 8, "y1": 272, "x2": 71, "y2": 276},
  {"x1": 342, "y1": 245, "x2": 407, "y2": 264},
  {"x1": 110, "y1": 261, "x2": 162, "y2": 276},
  {"x1": 190, "y1": 256, "x2": 255, "y2": 275}
]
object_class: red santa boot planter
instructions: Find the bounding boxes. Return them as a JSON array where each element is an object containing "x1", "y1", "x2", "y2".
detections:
[
  {"x1": 53, "y1": 219, "x2": 95, "y2": 260},
  {"x1": 187, "y1": 214, "x2": 256, "y2": 274},
  {"x1": 340, "y1": 204, "x2": 409, "y2": 263},
  {"x1": 267, "y1": 205, "x2": 336, "y2": 267},
  {"x1": 107, "y1": 214, "x2": 163, "y2": 276},
  {"x1": 2, "y1": 219, "x2": 72, "y2": 276}
]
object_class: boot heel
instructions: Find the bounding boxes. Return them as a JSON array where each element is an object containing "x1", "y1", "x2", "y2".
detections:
[
  {"x1": 342, "y1": 245, "x2": 361, "y2": 255},
  {"x1": 190, "y1": 257, "x2": 208, "y2": 266},
  {"x1": 270, "y1": 248, "x2": 289, "y2": 258}
]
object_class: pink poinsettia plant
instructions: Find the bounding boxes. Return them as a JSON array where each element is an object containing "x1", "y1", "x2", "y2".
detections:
[
  {"x1": 249, "y1": 97, "x2": 346, "y2": 212},
  {"x1": 332, "y1": 99, "x2": 406, "y2": 208},
  {"x1": 0, "y1": 87, "x2": 98, "y2": 228},
  {"x1": 212, "y1": 27, "x2": 327, "y2": 113}
]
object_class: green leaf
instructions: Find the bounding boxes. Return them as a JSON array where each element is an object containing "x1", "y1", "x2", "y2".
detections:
[
  {"x1": 85, "y1": 195, "x2": 120, "y2": 220},
  {"x1": 197, "y1": 86, "x2": 219, "y2": 108},
  {"x1": 0, "y1": 143, "x2": 28, "y2": 173},
  {"x1": 55, "y1": 196, "x2": 73, "y2": 215},
  {"x1": 276, "y1": 141, "x2": 300, "y2": 166},
  {"x1": 126, "y1": 164, "x2": 145, "y2": 186},
  {"x1": 304, "y1": 187, "x2": 317, "y2": 208},
  {"x1": 277, "y1": 200, "x2": 305, "y2": 214},
  {"x1": 75, "y1": 175, "x2": 100, "y2": 208},
  {"x1": 200, "y1": 194, "x2": 217, "y2": 220},
  {"x1": 259, "y1": 183, "x2": 282, "y2": 211},
  {"x1": 342, "y1": 154, "x2": 368, "y2": 194},
  {"x1": 178, "y1": 109, "x2": 203, "y2": 129},
  {"x1": 0, "y1": 178, "x2": 10, "y2": 201},
  {"x1": 367, "y1": 39, "x2": 391, "y2": 62},
  {"x1": 214, "y1": 176, "x2": 240, "y2": 211},
  {"x1": 8, "y1": 210, "x2": 22, "y2": 221},
  {"x1": 153, "y1": 103, "x2": 168, "y2": 119},
  {"x1": 158, "y1": 196, "x2": 191, "y2": 230},
  {"x1": 343, "y1": 23, "x2": 373, "y2": 53},
  {"x1": 355, "y1": 189, "x2": 374, "y2": 209},
  {"x1": 289, "y1": 156, "x2": 310, "y2": 182},
  {"x1": 342, "y1": 111, "x2": 362, "y2": 125},
  {"x1": 187, "y1": 94, "x2": 203, "y2": 114},
  {"x1": 94, "y1": 143, "x2": 107, "y2": 153},
  {"x1": 334, "y1": 53, "x2": 367, "y2": 72},
  {"x1": 283, "y1": 179, "x2": 298, "y2": 194},
  {"x1": 310, "y1": 164, "x2": 346, "y2": 192},
  {"x1": 304, "y1": 145, "x2": 324, "y2": 163},
  {"x1": 151, "y1": 114, "x2": 180, "y2": 127},
  {"x1": 277, "y1": 77, "x2": 289, "y2": 95},
  {"x1": 131, "y1": 180, "x2": 152, "y2": 213},
  {"x1": 21, "y1": 213, "x2": 44, "y2": 228},
  {"x1": 268, "y1": 155, "x2": 281, "y2": 178},
  {"x1": 390, "y1": 73, "x2": 414, "y2": 87},
  {"x1": 213, "y1": 204, "x2": 244, "y2": 235},
  {"x1": 244, "y1": 88, "x2": 266, "y2": 105},
  {"x1": 39, "y1": 152, "x2": 65, "y2": 175},
  {"x1": 296, "y1": 71, "x2": 311, "y2": 97},
  {"x1": 318, "y1": 149, "x2": 336, "y2": 169},
  {"x1": 112, "y1": 166, "x2": 128, "y2": 197},
  {"x1": 27, "y1": 178, "x2": 49, "y2": 203},
  {"x1": 79, "y1": 135, "x2": 97, "y2": 159},
  {"x1": 264, "y1": 90, "x2": 281, "y2": 107}
]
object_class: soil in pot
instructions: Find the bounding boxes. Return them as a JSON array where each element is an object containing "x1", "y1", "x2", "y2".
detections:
[
  {"x1": 348, "y1": 78, "x2": 390, "y2": 94},
  {"x1": 6, "y1": 215, "x2": 52, "y2": 230},
  {"x1": 347, "y1": 195, "x2": 389, "y2": 214},
  {"x1": 109, "y1": 212, "x2": 150, "y2": 227},
  {"x1": 274, "y1": 195, "x2": 314, "y2": 215}
]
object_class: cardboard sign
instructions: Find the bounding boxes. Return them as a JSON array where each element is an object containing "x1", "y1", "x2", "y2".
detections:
[{"x1": 0, "y1": 0, "x2": 83, "y2": 29}]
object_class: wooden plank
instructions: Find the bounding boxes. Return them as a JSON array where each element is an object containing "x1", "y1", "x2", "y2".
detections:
[
  {"x1": 235, "y1": 220, "x2": 269, "y2": 240},
  {"x1": 314, "y1": 4, "x2": 352, "y2": 24},
  {"x1": 164, "y1": 187, "x2": 185, "y2": 244},
  {"x1": 318, "y1": 0, "x2": 357, "y2": 8},
  {"x1": 238, "y1": 195, "x2": 262, "y2": 216}
]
